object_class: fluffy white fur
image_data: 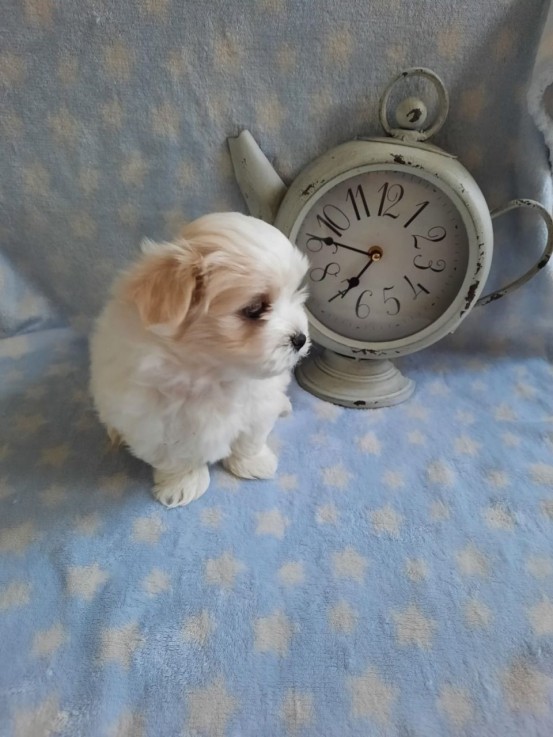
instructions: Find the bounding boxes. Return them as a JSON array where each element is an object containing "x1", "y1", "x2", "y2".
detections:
[{"x1": 89, "y1": 212, "x2": 310, "y2": 507}]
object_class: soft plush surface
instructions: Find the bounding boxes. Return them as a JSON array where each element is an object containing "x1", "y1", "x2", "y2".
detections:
[
  {"x1": 2, "y1": 0, "x2": 553, "y2": 735},
  {"x1": 1, "y1": 329, "x2": 553, "y2": 737}
]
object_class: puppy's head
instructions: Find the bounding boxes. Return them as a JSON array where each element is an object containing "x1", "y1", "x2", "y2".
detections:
[{"x1": 122, "y1": 212, "x2": 310, "y2": 378}]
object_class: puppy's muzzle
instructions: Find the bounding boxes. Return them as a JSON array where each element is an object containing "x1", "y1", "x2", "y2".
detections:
[{"x1": 290, "y1": 332, "x2": 307, "y2": 352}]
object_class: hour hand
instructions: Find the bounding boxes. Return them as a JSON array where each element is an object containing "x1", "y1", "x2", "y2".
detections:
[
  {"x1": 328, "y1": 253, "x2": 375, "y2": 302},
  {"x1": 328, "y1": 276, "x2": 361, "y2": 302}
]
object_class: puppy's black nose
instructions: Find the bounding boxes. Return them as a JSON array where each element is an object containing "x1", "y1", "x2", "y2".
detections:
[{"x1": 290, "y1": 332, "x2": 307, "y2": 351}]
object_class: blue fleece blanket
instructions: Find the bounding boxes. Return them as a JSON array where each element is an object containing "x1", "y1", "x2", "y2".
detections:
[{"x1": 2, "y1": 1, "x2": 553, "y2": 735}]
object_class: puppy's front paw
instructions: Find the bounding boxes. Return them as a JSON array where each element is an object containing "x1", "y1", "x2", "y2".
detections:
[
  {"x1": 222, "y1": 444, "x2": 278, "y2": 480},
  {"x1": 153, "y1": 466, "x2": 210, "y2": 508}
]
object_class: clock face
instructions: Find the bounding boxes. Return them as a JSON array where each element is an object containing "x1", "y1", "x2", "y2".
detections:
[{"x1": 294, "y1": 169, "x2": 470, "y2": 343}]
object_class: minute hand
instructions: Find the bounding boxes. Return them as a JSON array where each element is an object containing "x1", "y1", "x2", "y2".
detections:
[
  {"x1": 332, "y1": 240, "x2": 372, "y2": 257},
  {"x1": 307, "y1": 235, "x2": 370, "y2": 257}
]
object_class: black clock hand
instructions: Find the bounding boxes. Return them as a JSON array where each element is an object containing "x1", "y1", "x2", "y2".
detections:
[
  {"x1": 307, "y1": 234, "x2": 369, "y2": 258},
  {"x1": 328, "y1": 254, "x2": 374, "y2": 303},
  {"x1": 332, "y1": 241, "x2": 373, "y2": 257}
]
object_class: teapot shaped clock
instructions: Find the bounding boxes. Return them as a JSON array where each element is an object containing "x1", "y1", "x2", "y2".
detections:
[{"x1": 228, "y1": 68, "x2": 553, "y2": 408}]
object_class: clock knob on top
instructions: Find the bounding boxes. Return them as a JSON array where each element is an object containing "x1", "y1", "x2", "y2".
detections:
[
  {"x1": 395, "y1": 96, "x2": 428, "y2": 130},
  {"x1": 379, "y1": 67, "x2": 449, "y2": 142}
]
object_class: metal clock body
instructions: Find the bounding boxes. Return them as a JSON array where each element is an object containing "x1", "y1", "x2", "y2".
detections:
[
  {"x1": 274, "y1": 137, "x2": 492, "y2": 360},
  {"x1": 228, "y1": 68, "x2": 553, "y2": 407}
]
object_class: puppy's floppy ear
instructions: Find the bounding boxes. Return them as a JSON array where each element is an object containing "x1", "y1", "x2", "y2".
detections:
[{"x1": 123, "y1": 246, "x2": 202, "y2": 332}]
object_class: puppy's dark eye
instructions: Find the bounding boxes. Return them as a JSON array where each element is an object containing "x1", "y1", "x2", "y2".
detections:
[{"x1": 241, "y1": 298, "x2": 270, "y2": 320}]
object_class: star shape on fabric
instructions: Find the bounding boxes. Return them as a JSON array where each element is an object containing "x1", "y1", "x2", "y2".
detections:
[
  {"x1": 464, "y1": 598, "x2": 492, "y2": 629},
  {"x1": 48, "y1": 106, "x2": 79, "y2": 147},
  {"x1": 331, "y1": 548, "x2": 368, "y2": 582},
  {"x1": 454, "y1": 435, "x2": 481, "y2": 456},
  {"x1": 0, "y1": 335, "x2": 30, "y2": 359},
  {"x1": 357, "y1": 432, "x2": 381, "y2": 455},
  {"x1": 427, "y1": 460, "x2": 455, "y2": 486},
  {"x1": 32, "y1": 623, "x2": 67, "y2": 657},
  {"x1": 313, "y1": 401, "x2": 342, "y2": 421},
  {"x1": 204, "y1": 552, "x2": 245, "y2": 589},
  {"x1": 347, "y1": 666, "x2": 398, "y2": 724},
  {"x1": 142, "y1": 569, "x2": 170, "y2": 597},
  {"x1": 255, "y1": 509, "x2": 289, "y2": 539},
  {"x1": 328, "y1": 601, "x2": 358, "y2": 634},
  {"x1": 200, "y1": 507, "x2": 223, "y2": 528},
  {"x1": 0, "y1": 521, "x2": 38, "y2": 554},
  {"x1": 278, "y1": 562, "x2": 305, "y2": 586},
  {"x1": 280, "y1": 690, "x2": 314, "y2": 732},
  {"x1": 99, "y1": 622, "x2": 143, "y2": 668},
  {"x1": 392, "y1": 604, "x2": 437, "y2": 648},
  {"x1": 107, "y1": 711, "x2": 145, "y2": 737},
  {"x1": 486, "y1": 470, "x2": 510, "y2": 488},
  {"x1": 526, "y1": 556, "x2": 553, "y2": 579},
  {"x1": 186, "y1": 677, "x2": 237, "y2": 737},
  {"x1": 381, "y1": 471, "x2": 405, "y2": 490},
  {"x1": 502, "y1": 432, "x2": 521, "y2": 448},
  {"x1": 0, "y1": 581, "x2": 31, "y2": 610},
  {"x1": 74, "y1": 513, "x2": 102, "y2": 536},
  {"x1": 322, "y1": 463, "x2": 352, "y2": 490},
  {"x1": 120, "y1": 151, "x2": 149, "y2": 186},
  {"x1": 494, "y1": 403, "x2": 517, "y2": 421},
  {"x1": 483, "y1": 504, "x2": 514, "y2": 531},
  {"x1": 254, "y1": 611, "x2": 293, "y2": 656},
  {"x1": 278, "y1": 474, "x2": 299, "y2": 491},
  {"x1": 40, "y1": 484, "x2": 67, "y2": 507},
  {"x1": 531, "y1": 464, "x2": 553, "y2": 486},
  {"x1": 131, "y1": 516, "x2": 165, "y2": 544},
  {"x1": 315, "y1": 504, "x2": 339, "y2": 525},
  {"x1": 428, "y1": 379, "x2": 450, "y2": 396},
  {"x1": 528, "y1": 598, "x2": 553, "y2": 635},
  {"x1": 100, "y1": 472, "x2": 129, "y2": 498},
  {"x1": 456, "y1": 544, "x2": 489, "y2": 577},
  {"x1": 103, "y1": 41, "x2": 135, "y2": 81},
  {"x1": 66, "y1": 563, "x2": 108, "y2": 601},
  {"x1": 370, "y1": 505, "x2": 403, "y2": 537},
  {"x1": 502, "y1": 659, "x2": 553, "y2": 714},
  {"x1": 407, "y1": 430, "x2": 427, "y2": 445},
  {"x1": 437, "y1": 685, "x2": 474, "y2": 727},
  {"x1": 150, "y1": 102, "x2": 180, "y2": 139},
  {"x1": 12, "y1": 695, "x2": 68, "y2": 737},
  {"x1": 182, "y1": 610, "x2": 215, "y2": 647},
  {"x1": 404, "y1": 402, "x2": 429, "y2": 420},
  {"x1": 256, "y1": 93, "x2": 287, "y2": 135},
  {"x1": 404, "y1": 559, "x2": 428, "y2": 582}
]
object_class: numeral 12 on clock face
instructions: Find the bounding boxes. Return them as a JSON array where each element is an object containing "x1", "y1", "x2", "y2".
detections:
[{"x1": 298, "y1": 169, "x2": 469, "y2": 343}]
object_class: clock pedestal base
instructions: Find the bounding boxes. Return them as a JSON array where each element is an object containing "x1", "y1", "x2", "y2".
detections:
[{"x1": 295, "y1": 350, "x2": 415, "y2": 409}]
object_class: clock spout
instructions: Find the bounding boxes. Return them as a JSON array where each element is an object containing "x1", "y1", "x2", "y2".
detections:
[{"x1": 227, "y1": 130, "x2": 288, "y2": 223}]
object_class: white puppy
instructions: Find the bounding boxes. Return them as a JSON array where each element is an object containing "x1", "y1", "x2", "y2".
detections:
[{"x1": 90, "y1": 212, "x2": 310, "y2": 507}]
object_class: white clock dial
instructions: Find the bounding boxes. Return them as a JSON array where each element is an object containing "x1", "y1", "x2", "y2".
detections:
[{"x1": 295, "y1": 170, "x2": 469, "y2": 342}]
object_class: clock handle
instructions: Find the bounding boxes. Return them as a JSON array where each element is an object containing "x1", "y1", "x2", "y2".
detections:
[{"x1": 476, "y1": 199, "x2": 553, "y2": 306}]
